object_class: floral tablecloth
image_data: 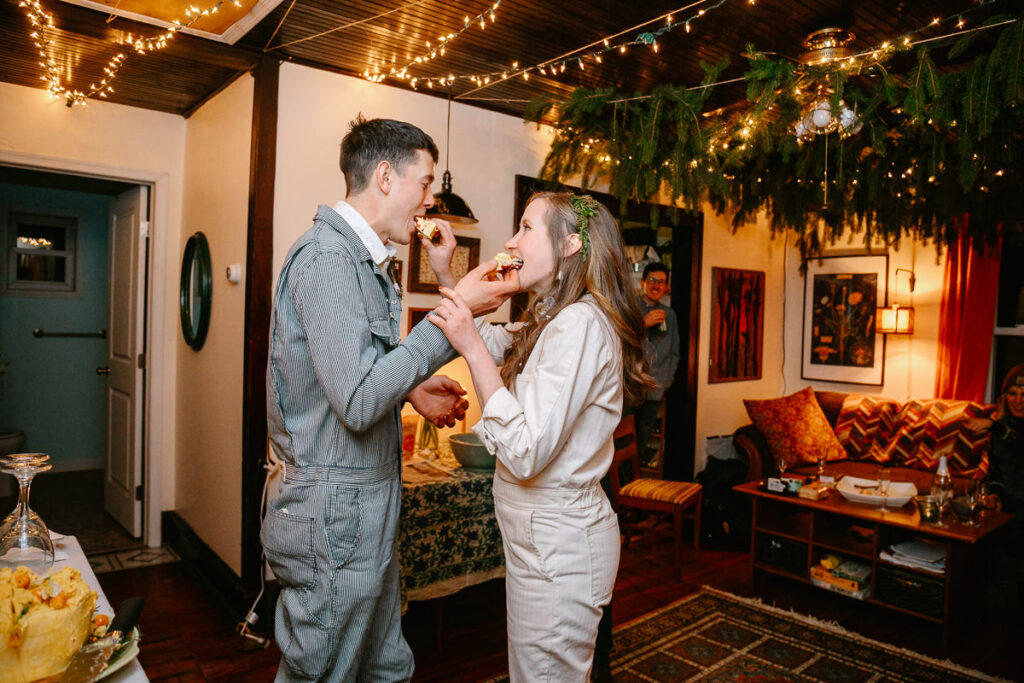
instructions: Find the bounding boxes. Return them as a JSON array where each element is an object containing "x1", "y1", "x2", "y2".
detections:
[{"x1": 399, "y1": 443, "x2": 505, "y2": 605}]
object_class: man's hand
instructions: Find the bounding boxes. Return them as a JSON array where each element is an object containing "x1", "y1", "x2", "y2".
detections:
[
  {"x1": 408, "y1": 375, "x2": 469, "y2": 428},
  {"x1": 454, "y1": 260, "x2": 521, "y2": 316},
  {"x1": 643, "y1": 309, "x2": 666, "y2": 328},
  {"x1": 422, "y1": 219, "x2": 457, "y2": 289}
]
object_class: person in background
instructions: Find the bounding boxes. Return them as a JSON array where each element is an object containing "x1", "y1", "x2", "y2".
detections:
[
  {"x1": 635, "y1": 262, "x2": 680, "y2": 467},
  {"x1": 262, "y1": 116, "x2": 517, "y2": 682},
  {"x1": 988, "y1": 363, "x2": 1024, "y2": 516},
  {"x1": 429, "y1": 192, "x2": 655, "y2": 680}
]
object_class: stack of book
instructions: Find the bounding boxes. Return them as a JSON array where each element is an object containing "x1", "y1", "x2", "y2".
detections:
[
  {"x1": 879, "y1": 538, "x2": 946, "y2": 575},
  {"x1": 810, "y1": 556, "x2": 872, "y2": 599}
]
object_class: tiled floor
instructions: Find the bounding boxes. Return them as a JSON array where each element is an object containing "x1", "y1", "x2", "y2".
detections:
[{"x1": 89, "y1": 544, "x2": 180, "y2": 574}]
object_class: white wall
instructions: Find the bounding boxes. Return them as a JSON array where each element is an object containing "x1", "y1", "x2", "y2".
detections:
[
  {"x1": 0, "y1": 81, "x2": 186, "y2": 520},
  {"x1": 694, "y1": 207, "x2": 786, "y2": 473},
  {"x1": 176, "y1": 74, "x2": 254, "y2": 575},
  {"x1": 273, "y1": 62, "x2": 554, "y2": 439}
]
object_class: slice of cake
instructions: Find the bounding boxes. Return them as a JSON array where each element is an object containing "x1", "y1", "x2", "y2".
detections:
[
  {"x1": 414, "y1": 217, "x2": 439, "y2": 240},
  {"x1": 493, "y1": 252, "x2": 524, "y2": 277},
  {"x1": 0, "y1": 566, "x2": 98, "y2": 683}
]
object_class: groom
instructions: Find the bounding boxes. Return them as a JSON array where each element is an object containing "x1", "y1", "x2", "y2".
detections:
[{"x1": 263, "y1": 116, "x2": 517, "y2": 681}]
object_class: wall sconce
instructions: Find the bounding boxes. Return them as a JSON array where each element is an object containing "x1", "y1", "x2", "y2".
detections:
[
  {"x1": 876, "y1": 268, "x2": 916, "y2": 335},
  {"x1": 877, "y1": 303, "x2": 915, "y2": 334}
]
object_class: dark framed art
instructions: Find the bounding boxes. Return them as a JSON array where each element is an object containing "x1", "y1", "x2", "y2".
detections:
[
  {"x1": 802, "y1": 254, "x2": 887, "y2": 385},
  {"x1": 709, "y1": 267, "x2": 764, "y2": 383},
  {"x1": 407, "y1": 307, "x2": 432, "y2": 335},
  {"x1": 408, "y1": 235, "x2": 480, "y2": 294}
]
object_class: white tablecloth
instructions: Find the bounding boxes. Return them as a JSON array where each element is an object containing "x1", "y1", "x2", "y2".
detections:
[{"x1": 56, "y1": 534, "x2": 148, "y2": 683}]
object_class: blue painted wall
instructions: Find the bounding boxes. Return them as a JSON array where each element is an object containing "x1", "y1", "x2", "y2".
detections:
[{"x1": 0, "y1": 183, "x2": 111, "y2": 469}]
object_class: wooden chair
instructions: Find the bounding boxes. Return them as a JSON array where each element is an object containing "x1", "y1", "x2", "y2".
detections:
[{"x1": 609, "y1": 414, "x2": 702, "y2": 581}]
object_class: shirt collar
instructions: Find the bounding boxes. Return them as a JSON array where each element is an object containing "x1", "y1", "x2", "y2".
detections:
[{"x1": 333, "y1": 199, "x2": 396, "y2": 268}]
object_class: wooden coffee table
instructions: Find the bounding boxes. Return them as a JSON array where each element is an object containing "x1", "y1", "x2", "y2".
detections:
[{"x1": 734, "y1": 479, "x2": 1013, "y2": 650}]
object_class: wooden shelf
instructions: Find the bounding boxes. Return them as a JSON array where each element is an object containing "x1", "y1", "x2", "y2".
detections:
[{"x1": 736, "y1": 479, "x2": 1014, "y2": 653}]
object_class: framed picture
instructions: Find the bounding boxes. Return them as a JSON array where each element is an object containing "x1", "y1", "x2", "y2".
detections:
[
  {"x1": 802, "y1": 254, "x2": 887, "y2": 385},
  {"x1": 709, "y1": 267, "x2": 764, "y2": 383},
  {"x1": 407, "y1": 307, "x2": 433, "y2": 335},
  {"x1": 408, "y1": 236, "x2": 480, "y2": 294}
]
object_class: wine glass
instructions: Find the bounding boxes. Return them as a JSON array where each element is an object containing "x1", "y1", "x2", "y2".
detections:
[
  {"x1": 0, "y1": 455, "x2": 54, "y2": 574},
  {"x1": 778, "y1": 458, "x2": 788, "y2": 478},
  {"x1": 877, "y1": 467, "x2": 891, "y2": 512},
  {"x1": 817, "y1": 454, "x2": 826, "y2": 480},
  {"x1": 0, "y1": 453, "x2": 48, "y2": 536},
  {"x1": 964, "y1": 479, "x2": 983, "y2": 527}
]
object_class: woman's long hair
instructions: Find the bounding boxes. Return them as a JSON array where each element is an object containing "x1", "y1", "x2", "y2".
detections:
[{"x1": 500, "y1": 192, "x2": 657, "y2": 406}]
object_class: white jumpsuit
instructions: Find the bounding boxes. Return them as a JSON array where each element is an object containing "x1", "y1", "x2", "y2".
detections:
[{"x1": 473, "y1": 297, "x2": 623, "y2": 682}]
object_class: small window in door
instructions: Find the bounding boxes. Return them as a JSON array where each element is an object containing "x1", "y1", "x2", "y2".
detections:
[{"x1": 2, "y1": 211, "x2": 79, "y2": 297}]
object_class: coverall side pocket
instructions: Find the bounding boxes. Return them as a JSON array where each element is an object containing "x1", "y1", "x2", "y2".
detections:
[
  {"x1": 325, "y1": 486, "x2": 361, "y2": 569},
  {"x1": 261, "y1": 507, "x2": 316, "y2": 588},
  {"x1": 262, "y1": 507, "x2": 336, "y2": 679},
  {"x1": 496, "y1": 502, "x2": 553, "y2": 582},
  {"x1": 586, "y1": 516, "x2": 620, "y2": 607}
]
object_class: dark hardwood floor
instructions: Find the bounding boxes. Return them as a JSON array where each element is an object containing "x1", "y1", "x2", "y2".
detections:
[{"x1": 99, "y1": 530, "x2": 1024, "y2": 682}]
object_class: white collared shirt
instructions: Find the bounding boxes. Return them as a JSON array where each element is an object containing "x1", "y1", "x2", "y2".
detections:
[{"x1": 333, "y1": 199, "x2": 396, "y2": 269}]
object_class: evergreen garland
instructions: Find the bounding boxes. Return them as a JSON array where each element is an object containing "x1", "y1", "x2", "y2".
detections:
[{"x1": 524, "y1": 12, "x2": 1024, "y2": 260}]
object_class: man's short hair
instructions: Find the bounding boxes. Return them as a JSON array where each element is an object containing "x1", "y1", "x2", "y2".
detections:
[
  {"x1": 340, "y1": 115, "x2": 439, "y2": 196},
  {"x1": 642, "y1": 262, "x2": 670, "y2": 281}
]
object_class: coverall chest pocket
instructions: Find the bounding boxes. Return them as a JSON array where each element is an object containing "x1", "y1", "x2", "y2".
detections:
[
  {"x1": 368, "y1": 317, "x2": 397, "y2": 349},
  {"x1": 325, "y1": 486, "x2": 362, "y2": 569}
]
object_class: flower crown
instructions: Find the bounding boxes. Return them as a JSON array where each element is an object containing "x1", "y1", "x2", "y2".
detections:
[{"x1": 569, "y1": 194, "x2": 600, "y2": 261}]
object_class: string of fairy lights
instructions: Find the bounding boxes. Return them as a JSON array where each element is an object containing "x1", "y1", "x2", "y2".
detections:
[
  {"x1": 19, "y1": 0, "x2": 238, "y2": 107},
  {"x1": 362, "y1": 0, "x2": 735, "y2": 92},
  {"x1": 363, "y1": 1, "x2": 502, "y2": 85}
]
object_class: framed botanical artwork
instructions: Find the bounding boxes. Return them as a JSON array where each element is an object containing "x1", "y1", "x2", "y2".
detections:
[
  {"x1": 709, "y1": 267, "x2": 764, "y2": 383},
  {"x1": 408, "y1": 236, "x2": 480, "y2": 294},
  {"x1": 802, "y1": 254, "x2": 888, "y2": 385}
]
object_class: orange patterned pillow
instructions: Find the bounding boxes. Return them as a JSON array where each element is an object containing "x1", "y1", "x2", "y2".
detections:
[{"x1": 744, "y1": 387, "x2": 847, "y2": 467}]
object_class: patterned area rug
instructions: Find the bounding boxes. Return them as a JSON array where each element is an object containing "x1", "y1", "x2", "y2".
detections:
[{"x1": 609, "y1": 587, "x2": 1006, "y2": 682}]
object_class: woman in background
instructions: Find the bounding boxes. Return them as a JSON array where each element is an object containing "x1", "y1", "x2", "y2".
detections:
[{"x1": 430, "y1": 192, "x2": 654, "y2": 680}]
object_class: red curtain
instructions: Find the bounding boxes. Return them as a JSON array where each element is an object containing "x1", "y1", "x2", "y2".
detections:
[{"x1": 935, "y1": 215, "x2": 1002, "y2": 402}]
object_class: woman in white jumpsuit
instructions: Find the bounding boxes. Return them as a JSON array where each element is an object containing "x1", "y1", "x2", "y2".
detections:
[{"x1": 430, "y1": 192, "x2": 654, "y2": 681}]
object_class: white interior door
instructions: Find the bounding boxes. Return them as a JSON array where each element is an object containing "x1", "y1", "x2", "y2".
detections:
[{"x1": 104, "y1": 186, "x2": 148, "y2": 537}]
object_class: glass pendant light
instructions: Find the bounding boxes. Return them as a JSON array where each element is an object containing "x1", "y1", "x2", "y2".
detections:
[{"x1": 426, "y1": 91, "x2": 478, "y2": 224}]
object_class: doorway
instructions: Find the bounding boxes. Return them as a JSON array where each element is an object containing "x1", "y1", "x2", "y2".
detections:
[{"x1": 0, "y1": 164, "x2": 150, "y2": 555}]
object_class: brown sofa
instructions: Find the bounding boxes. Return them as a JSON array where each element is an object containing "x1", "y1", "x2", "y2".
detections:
[{"x1": 731, "y1": 390, "x2": 986, "y2": 492}]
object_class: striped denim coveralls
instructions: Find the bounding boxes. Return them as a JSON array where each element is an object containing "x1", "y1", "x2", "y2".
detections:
[{"x1": 264, "y1": 205, "x2": 454, "y2": 682}]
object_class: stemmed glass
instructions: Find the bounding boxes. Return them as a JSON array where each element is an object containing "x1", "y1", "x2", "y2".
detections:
[
  {"x1": 0, "y1": 453, "x2": 54, "y2": 574},
  {"x1": 778, "y1": 458, "x2": 788, "y2": 478},
  {"x1": 877, "y1": 468, "x2": 891, "y2": 512},
  {"x1": 964, "y1": 479, "x2": 984, "y2": 527}
]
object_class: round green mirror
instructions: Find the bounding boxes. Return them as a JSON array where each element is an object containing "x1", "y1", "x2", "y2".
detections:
[{"x1": 179, "y1": 232, "x2": 212, "y2": 350}]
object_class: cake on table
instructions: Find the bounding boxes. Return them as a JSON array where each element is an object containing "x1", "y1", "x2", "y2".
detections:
[{"x1": 0, "y1": 566, "x2": 98, "y2": 683}]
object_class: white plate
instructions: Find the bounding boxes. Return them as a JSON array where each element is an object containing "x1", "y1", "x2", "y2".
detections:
[
  {"x1": 97, "y1": 627, "x2": 140, "y2": 680},
  {"x1": 837, "y1": 476, "x2": 917, "y2": 508}
]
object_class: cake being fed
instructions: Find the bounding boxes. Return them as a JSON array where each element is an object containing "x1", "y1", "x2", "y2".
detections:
[
  {"x1": 414, "y1": 216, "x2": 439, "y2": 240},
  {"x1": 493, "y1": 252, "x2": 524, "y2": 276},
  {"x1": 0, "y1": 566, "x2": 99, "y2": 683}
]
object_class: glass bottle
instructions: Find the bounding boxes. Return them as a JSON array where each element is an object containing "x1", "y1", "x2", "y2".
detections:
[{"x1": 930, "y1": 455, "x2": 953, "y2": 510}]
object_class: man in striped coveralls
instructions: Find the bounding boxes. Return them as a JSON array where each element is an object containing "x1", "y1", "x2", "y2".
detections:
[{"x1": 263, "y1": 116, "x2": 516, "y2": 681}]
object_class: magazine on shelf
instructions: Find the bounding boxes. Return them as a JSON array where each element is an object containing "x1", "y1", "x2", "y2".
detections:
[{"x1": 879, "y1": 537, "x2": 947, "y2": 574}]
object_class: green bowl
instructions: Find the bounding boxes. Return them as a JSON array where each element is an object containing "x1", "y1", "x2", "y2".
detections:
[{"x1": 448, "y1": 433, "x2": 496, "y2": 473}]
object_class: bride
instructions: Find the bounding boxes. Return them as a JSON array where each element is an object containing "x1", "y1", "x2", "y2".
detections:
[{"x1": 430, "y1": 192, "x2": 654, "y2": 680}]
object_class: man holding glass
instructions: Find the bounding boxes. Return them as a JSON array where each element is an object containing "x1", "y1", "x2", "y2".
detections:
[{"x1": 635, "y1": 262, "x2": 680, "y2": 468}]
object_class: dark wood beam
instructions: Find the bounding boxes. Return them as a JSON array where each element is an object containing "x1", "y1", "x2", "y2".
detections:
[{"x1": 241, "y1": 56, "x2": 278, "y2": 592}]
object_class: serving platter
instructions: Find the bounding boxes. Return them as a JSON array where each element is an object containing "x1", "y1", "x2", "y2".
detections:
[{"x1": 836, "y1": 476, "x2": 917, "y2": 508}]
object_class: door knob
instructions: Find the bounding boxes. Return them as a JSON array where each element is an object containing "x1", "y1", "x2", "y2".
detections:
[{"x1": 96, "y1": 367, "x2": 111, "y2": 375}]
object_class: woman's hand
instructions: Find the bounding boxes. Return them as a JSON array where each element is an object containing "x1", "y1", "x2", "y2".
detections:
[
  {"x1": 422, "y1": 218, "x2": 457, "y2": 289},
  {"x1": 453, "y1": 260, "x2": 521, "y2": 315},
  {"x1": 429, "y1": 287, "x2": 485, "y2": 358}
]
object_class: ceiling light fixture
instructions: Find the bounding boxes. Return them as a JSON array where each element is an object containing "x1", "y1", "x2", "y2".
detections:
[{"x1": 426, "y1": 91, "x2": 478, "y2": 224}]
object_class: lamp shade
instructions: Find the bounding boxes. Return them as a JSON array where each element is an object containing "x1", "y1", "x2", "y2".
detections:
[
  {"x1": 426, "y1": 171, "x2": 478, "y2": 224},
  {"x1": 876, "y1": 305, "x2": 914, "y2": 335}
]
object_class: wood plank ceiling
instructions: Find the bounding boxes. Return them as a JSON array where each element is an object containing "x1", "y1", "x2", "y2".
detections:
[{"x1": 0, "y1": 0, "x2": 1012, "y2": 118}]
